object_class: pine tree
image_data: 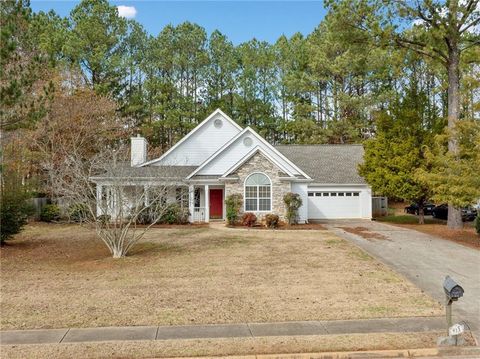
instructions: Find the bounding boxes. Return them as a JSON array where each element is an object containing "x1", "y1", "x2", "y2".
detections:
[
  {"x1": 67, "y1": 0, "x2": 128, "y2": 95},
  {"x1": 359, "y1": 83, "x2": 438, "y2": 224},
  {"x1": 0, "y1": 0, "x2": 49, "y2": 131},
  {"x1": 417, "y1": 120, "x2": 480, "y2": 209}
]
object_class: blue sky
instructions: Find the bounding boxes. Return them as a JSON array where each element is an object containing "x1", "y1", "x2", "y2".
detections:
[{"x1": 30, "y1": 1, "x2": 327, "y2": 44}]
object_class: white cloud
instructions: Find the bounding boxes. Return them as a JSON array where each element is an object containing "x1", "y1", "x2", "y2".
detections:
[
  {"x1": 117, "y1": 5, "x2": 137, "y2": 19},
  {"x1": 412, "y1": 18, "x2": 426, "y2": 27}
]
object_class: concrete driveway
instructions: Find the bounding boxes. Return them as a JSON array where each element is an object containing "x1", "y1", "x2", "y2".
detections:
[{"x1": 323, "y1": 219, "x2": 480, "y2": 340}]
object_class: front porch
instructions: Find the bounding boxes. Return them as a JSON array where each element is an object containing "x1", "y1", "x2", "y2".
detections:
[
  {"x1": 94, "y1": 182, "x2": 225, "y2": 223},
  {"x1": 188, "y1": 184, "x2": 225, "y2": 223}
]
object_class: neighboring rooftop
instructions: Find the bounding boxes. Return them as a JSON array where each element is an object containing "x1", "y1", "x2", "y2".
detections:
[{"x1": 275, "y1": 144, "x2": 366, "y2": 184}]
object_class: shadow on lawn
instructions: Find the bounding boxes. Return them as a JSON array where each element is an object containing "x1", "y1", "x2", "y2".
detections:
[{"x1": 129, "y1": 241, "x2": 185, "y2": 256}]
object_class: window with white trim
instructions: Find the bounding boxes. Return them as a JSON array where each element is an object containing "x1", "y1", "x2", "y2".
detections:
[
  {"x1": 245, "y1": 173, "x2": 271, "y2": 211},
  {"x1": 176, "y1": 187, "x2": 188, "y2": 209}
]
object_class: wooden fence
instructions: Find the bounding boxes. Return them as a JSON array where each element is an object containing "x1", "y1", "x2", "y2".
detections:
[
  {"x1": 372, "y1": 196, "x2": 388, "y2": 217},
  {"x1": 28, "y1": 197, "x2": 48, "y2": 220}
]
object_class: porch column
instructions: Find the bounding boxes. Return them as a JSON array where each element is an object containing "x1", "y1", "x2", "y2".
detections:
[
  {"x1": 144, "y1": 185, "x2": 149, "y2": 206},
  {"x1": 96, "y1": 184, "x2": 103, "y2": 217},
  {"x1": 204, "y1": 184, "x2": 210, "y2": 223},
  {"x1": 188, "y1": 184, "x2": 194, "y2": 223},
  {"x1": 111, "y1": 187, "x2": 118, "y2": 218}
]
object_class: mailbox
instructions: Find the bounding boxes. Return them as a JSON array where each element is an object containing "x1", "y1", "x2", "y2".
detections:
[{"x1": 443, "y1": 276, "x2": 464, "y2": 301}]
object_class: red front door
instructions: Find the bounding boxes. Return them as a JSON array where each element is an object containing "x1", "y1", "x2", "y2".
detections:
[{"x1": 209, "y1": 189, "x2": 223, "y2": 219}]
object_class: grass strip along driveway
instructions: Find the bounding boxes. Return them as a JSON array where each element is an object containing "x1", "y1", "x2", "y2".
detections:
[{"x1": 0, "y1": 223, "x2": 442, "y2": 331}]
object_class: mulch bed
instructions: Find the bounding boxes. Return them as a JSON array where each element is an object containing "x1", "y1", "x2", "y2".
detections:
[
  {"x1": 227, "y1": 223, "x2": 327, "y2": 230},
  {"x1": 147, "y1": 223, "x2": 210, "y2": 229},
  {"x1": 393, "y1": 223, "x2": 480, "y2": 250}
]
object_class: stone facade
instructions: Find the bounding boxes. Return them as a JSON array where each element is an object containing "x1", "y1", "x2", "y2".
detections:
[{"x1": 224, "y1": 151, "x2": 291, "y2": 220}]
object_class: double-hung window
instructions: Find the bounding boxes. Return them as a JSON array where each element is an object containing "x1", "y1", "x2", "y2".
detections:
[
  {"x1": 245, "y1": 173, "x2": 271, "y2": 211},
  {"x1": 176, "y1": 187, "x2": 188, "y2": 209}
]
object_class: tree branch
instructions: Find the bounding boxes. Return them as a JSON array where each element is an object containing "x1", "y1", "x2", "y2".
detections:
[
  {"x1": 461, "y1": 38, "x2": 480, "y2": 51},
  {"x1": 415, "y1": 0, "x2": 435, "y2": 26},
  {"x1": 460, "y1": 16, "x2": 480, "y2": 34},
  {"x1": 394, "y1": 36, "x2": 448, "y2": 65},
  {"x1": 458, "y1": 0, "x2": 478, "y2": 29}
]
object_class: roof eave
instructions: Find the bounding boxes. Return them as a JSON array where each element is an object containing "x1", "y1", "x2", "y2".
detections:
[
  {"x1": 279, "y1": 177, "x2": 314, "y2": 182},
  {"x1": 308, "y1": 182, "x2": 369, "y2": 187},
  {"x1": 89, "y1": 176, "x2": 187, "y2": 182}
]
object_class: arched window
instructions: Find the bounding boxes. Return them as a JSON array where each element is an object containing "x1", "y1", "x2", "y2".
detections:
[{"x1": 245, "y1": 173, "x2": 271, "y2": 211}]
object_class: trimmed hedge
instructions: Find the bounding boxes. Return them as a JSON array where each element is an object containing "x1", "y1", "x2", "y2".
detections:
[
  {"x1": 283, "y1": 192, "x2": 302, "y2": 225},
  {"x1": 225, "y1": 193, "x2": 243, "y2": 225},
  {"x1": 265, "y1": 213, "x2": 280, "y2": 228},
  {"x1": 160, "y1": 203, "x2": 189, "y2": 224},
  {"x1": 242, "y1": 212, "x2": 257, "y2": 227},
  {"x1": 69, "y1": 203, "x2": 92, "y2": 222},
  {"x1": 40, "y1": 204, "x2": 61, "y2": 222}
]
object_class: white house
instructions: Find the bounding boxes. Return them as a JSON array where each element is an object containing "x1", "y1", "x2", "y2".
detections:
[{"x1": 91, "y1": 109, "x2": 372, "y2": 223}]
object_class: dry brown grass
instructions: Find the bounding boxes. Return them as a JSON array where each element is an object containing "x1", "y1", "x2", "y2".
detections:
[
  {"x1": 0, "y1": 223, "x2": 442, "y2": 330},
  {"x1": 3, "y1": 331, "x2": 472, "y2": 359}
]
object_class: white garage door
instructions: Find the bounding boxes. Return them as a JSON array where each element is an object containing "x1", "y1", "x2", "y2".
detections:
[{"x1": 308, "y1": 191, "x2": 361, "y2": 219}]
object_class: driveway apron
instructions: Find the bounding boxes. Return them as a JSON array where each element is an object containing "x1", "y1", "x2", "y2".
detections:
[{"x1": 324, "y1": 219, "x2": 480, "y2": 341}]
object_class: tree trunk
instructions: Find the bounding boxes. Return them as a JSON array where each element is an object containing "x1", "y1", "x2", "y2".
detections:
[
  {"x1": 446, "y1": 44, "x2": 463, "y2": 229},
  {"x1": 418, "y1": 199, "x2": 425, "y2": 225},
  {"x1": 112, "y1": 250, "x2": 124, "y2": 259},
  {"x1": 112, "y1": 243, "x2": 126, "y2": 258}
]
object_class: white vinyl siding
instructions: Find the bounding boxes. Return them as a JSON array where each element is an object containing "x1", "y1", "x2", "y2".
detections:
[
  {"x1": 197, "y1": 131, "x2": 302, "y2": 177},
  {"x1": 291, "y1": 182, "x2": 308, "y2": 223},
  {"x1": 152, "y1": 114, "x2": 241, "y2": 166}
]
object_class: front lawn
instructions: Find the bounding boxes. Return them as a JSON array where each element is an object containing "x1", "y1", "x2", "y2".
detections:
[{"x1": 0, "y1": 223, "x2": 442, "y2": 330}]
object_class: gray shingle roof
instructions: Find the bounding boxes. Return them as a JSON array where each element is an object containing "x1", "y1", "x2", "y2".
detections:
[
  {"x1": 91, "y1": 146, "x2": 366, "y2": 185},
  {"x1": 275, "y1": 144, "x2": 366, "y2": 185},
  {"x1": 91, "y1": 163, "x2": 197, "y2": 181}
]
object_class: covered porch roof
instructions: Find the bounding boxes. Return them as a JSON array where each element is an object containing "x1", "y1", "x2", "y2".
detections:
[{"x1": 89, "y1": 163, "x2": 198, "y2": 184}]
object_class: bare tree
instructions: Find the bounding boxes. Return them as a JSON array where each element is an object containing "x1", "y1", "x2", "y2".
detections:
[
  {"x1": 46, "y1": 146, "x2": 182, "y2": 258},
  {"x1": 28, "y1": 79, "x2": 122, "y2": 180},
  {"x1": 29, "y1": 79, "x2": 187, "y2": 258}
]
